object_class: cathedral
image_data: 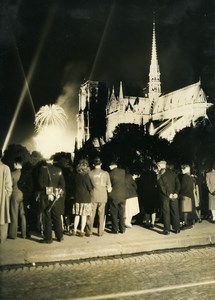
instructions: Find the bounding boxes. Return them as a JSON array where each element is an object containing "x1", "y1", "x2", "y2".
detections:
[{"x1": 76, "y1": 21, "x2": 212, "y2": 150}]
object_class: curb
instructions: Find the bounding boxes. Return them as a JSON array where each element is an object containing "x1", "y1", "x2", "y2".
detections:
[{"x1": 1, "y1": 233, "x2": 215, "y2": 266}]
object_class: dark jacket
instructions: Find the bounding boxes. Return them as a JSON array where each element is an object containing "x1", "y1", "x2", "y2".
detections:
[
  {"x1": 179, "y1": 174, "x2": 195, "y2": 199},
  {"x1": 38, "y1": 163, "x2": 66, "y2": 214},
  {"x1": 38, "y1": 164, "x2": 65, "y2": 191},
  {"x1": 125, "y1": 173, "x2": 137, "y2": 199},
  {"x1": 158, "y1": 169, "x2": 180, "y2": 200},
  {"x1": 109, "y1": 167, "x2": 126, "y2": 202},
  {"x1": 73, "y1": 173, "x2": 93, "y2": 203},
  {"x1": 138, "y1": 170, "x2": 159, "y2": 213}
]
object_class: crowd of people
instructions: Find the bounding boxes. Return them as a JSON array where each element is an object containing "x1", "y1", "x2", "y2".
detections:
[{"x1": 0, "y1": 148, "x2": 215, "y2": 244}]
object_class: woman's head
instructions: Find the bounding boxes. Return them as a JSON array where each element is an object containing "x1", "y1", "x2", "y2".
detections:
[
  {"x1": 76, "y1": 159, "x2": 90, "y2": 175},
  {"x1": 181, "y1": 164, "x2": 190, "y2": 174}
]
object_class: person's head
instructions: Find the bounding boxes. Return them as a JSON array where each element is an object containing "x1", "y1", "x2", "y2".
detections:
[
  {"x1": 156, "y1": 160, "x2": 167, "y2": 171},
  {"x1": 93, "y1": 157, "x2": 102, "y2": 169},
  {"x1": 166, "y1": 161, "x2": 175, "y2": 170},
  {"x1": 181, "y1": 164, "x2": 191, "y2": 174},
  {"x1": 76, "y1": 159, "x2": 90, "y2": 175},
  {"x1": 45, "y1": 154, "x2": 54, "y2": 164},
  {"x1": 14, "y1": 157, "x2": 23, "y2": 169},
  {"x1": 109, "y1": 160, "x2": 118, "y2": 170}
]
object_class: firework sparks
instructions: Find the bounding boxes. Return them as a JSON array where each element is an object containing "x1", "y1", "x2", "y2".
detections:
[
  {"x1": 35, "y1": 104, "x2": 67, "y2": 132},
  {"x1": 34, "y1": 104, "x2": 73, "y2": 158}
]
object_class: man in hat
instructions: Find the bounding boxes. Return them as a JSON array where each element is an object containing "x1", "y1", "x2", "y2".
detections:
[
  {"x1": 0, "y1": 150, "x2": 12, "y2": 243},
  {"x1": 108, "y1": 160, "x2": 126, "y2": 234},
  {"x1": 157, "y1": 160, "x2": 181, "y2": 235},
  {"x1": 87, "y1": 157, "x2": 112, "y2": 236}
]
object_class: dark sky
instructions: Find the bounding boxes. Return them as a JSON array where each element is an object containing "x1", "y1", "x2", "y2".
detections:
[{"x1": 0, "y1": 0, "x2": 215, "y2": 150}]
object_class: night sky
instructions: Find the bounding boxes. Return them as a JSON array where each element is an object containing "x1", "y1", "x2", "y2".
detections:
[{"x1": 0, "y1": 0, "x2": 215, "y2": 151}]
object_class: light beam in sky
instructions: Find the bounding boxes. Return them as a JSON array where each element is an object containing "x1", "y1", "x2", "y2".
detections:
[
  {"x1": 2, "y1": 4, "x2": 58, "y2": 152},
  {"x1": 89, "y1": 3, "x2": 115, "y2": 80}
]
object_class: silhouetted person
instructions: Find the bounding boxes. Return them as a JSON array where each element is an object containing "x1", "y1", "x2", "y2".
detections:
[
  {"x1": 138, "y1": 162, "x2": 159, "y2": 228},
  {"x1": 38, "y1": 157, "x2": 65, "y2": 243},
  {"x1": 8, "y1": 157, "x2": 27, "y2": 239},
  {"x1": 157, "y1": 161, "x2": 181, "y2": 235},
  {"x1": 108, "y1": 161, "x2": 126, "y2": 234},
  {"x1": 179, "y1": 164, "x2": 196, "y2": 230},
  {"x1": 124, "y1": 168, "x2": 140, "y2": 228},
  {"x1": 88, "y1": 157, "x2": 112, "y2": 236},
  {"x1": 72, "y1": 159, "x2": 93, "y2": 237}
]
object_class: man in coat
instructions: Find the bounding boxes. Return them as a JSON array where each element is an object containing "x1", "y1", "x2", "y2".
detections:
[
  {"x1": 157, "y1": 161, "x2": 181, "y2": 235},
  {"x1": 87, "y1": 157, "x2": 112, "y2": 236},
  {"x1": 8, "y1": 157, "x2": 27, "y2": 239},
  {"x1": 108, "y1": 161, "x2": 126, "y2": 234},
  {"x1": 38, "y1": 157, "x2": 65, "y2": 243},
  {"x1": 0, "y1": 150, "x2": 12, "y2": 243},
  {"x1": 206, "y1": 162, "x2": 215, "y2": 223}
]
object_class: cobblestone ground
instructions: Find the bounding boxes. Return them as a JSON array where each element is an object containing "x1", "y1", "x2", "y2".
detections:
[{"x1": 1, "y1": 246, "x2": 215, "y2": 300}]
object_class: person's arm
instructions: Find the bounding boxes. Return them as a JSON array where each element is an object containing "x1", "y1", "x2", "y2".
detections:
[
  {"x1": 157, "y1": 175, "x2": 168, "y2": 196},
  {"x1": 174, "y1": 175, "x2": 181, "y2": 198},
  {"x1": 131, "y1": 176, "x2": 137, "y2": 190},
  {"x1": 106, "y1": 173, "x2": 112, "y2": 193},
  {"x1": 5, "y1": 167, "x2": 12, "y2": 198},
  {"x1": 206, "y1": 173, "x2": 215, "y2": 194},
  {"x1": 86, "y1": 175, "x2": 93, "y2": 192}
]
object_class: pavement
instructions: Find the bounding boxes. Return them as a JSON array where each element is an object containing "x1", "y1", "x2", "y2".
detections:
[{"x1": 0, "y1": 220, "x2": 215, "y2": 267}]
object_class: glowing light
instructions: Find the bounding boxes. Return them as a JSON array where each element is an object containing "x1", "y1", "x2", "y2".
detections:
[
  {"x1": 35, "y1": 104, "x2": 67, "y2": 133},
  {"x1": 34, "y1": 104, "x2": 73, "y2": 158},
  {"x1": 34, "y1": 126, "x2": 73, "y2": 159}
]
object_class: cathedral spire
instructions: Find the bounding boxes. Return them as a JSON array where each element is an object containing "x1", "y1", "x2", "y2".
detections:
[
  {"x1": 148, "y1": 16, "x2": 161, "y2": 100},
  {"x1": 110, "y1": 85, "x2": 116, "y2": 100},
  {"x1": 118, "y1": 81, "x2": 124, "y2": 99}
]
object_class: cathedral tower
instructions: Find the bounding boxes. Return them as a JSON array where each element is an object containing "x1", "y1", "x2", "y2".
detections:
[{"x1": 148, "y1": 19, "x2": 161, "y2": 103}]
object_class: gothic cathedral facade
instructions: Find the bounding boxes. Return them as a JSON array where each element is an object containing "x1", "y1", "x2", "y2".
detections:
[{"x1": 76, "y1": 21, "x2": 212, "y2": 149}]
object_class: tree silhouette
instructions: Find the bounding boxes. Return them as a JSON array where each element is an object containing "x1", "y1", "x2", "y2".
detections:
[{"x1": 101, "y1": 124, "x2": 169, "y2": 173}]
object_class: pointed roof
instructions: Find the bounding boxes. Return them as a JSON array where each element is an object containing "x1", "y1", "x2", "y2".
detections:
[
  {"x1": 118, "y1": 81, "x2": 124, "y2": 99},
  {"x1": 148, "y1": 16, "x2": 161, "y2": 98},
  {"x1": 107, "y1": 85, "x2": 119, "y2": 114},
  {"x1": 149, "y1": 19, "x2": 160, "y2": 79},
  {"x1": 110, "y1": 85, "x2": 117, "y2": 101}
]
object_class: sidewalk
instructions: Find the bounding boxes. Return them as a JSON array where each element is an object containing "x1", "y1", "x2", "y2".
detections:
[{"x1": 0, "y1": 220, "x2": 215, "y2": 267}]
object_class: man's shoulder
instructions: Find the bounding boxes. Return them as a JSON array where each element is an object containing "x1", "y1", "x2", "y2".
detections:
[
  {"x1": 90, "y1": 169, "x2": 109, "y2": 177},
  {"x1": 166, "y1": 169, "x2": 178, "y2": 176},
  {"x1": 113, "y1": 167, "x2": 125, "y2": 172},
  {"x1": 206, "y1": 170, "x2": 215, "y2": 177},
  {"x1": 0, "y1": 162, "x2": 10, "y2": 170},
  {"x1": 110, "y1": 168, "x2": 125, "y2": 177},
  {"x1": 160, "y1": 169, "x2": 177, "y2": 179},
  {"x1": 12, "y1": 169, "x2": 20, "y2": 174}
]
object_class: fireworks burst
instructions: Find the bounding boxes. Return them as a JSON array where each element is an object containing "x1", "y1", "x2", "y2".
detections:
[{"x1": 34, "y1": 104, "x2": 67, "y2": 133}]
